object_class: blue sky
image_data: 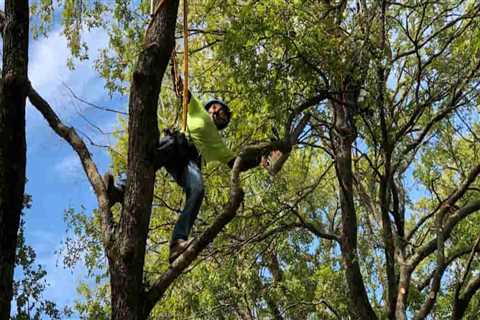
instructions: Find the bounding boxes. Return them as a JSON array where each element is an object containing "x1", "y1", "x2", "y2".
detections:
[{"x1": 20, "y1": 24, "x2": 127, "y2": 315}]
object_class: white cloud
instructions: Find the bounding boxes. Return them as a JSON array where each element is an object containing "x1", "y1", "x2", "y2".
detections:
[
  {"x1": 54, "y1": 154, "x2": 83, "y2": 180},
  {"x1": 26, "y1": 26, "x2": 127, "y2": 158},
  {"x1": 28, "y1": 27, "x2": 110, "y2": 125}
]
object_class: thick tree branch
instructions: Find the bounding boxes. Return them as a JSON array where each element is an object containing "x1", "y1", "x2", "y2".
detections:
[
  {"x1": 413, "y1": 263, "x2": 444, "y2": 320},
  {"x1": 293, "y1": 213, "x2": 340, "y2": 243},
  {"x1": 145, "y1": 143, "x2": 283, "y2": 312},
  {"x1": 268, "y1": 112, "x2": 313, "y2": 176},
  {"x1": 453, "y1": 275, "x2": 480, "y2": 319},
  {"x1": 413, "y1": 201, "x2": 447, "y2": 320},
  {"x1": 417, "y1": 247, "x2": 477, "y2": 292},
  {"x1": 262, "y1": 93, "x2": 329, "y2": 177},
  {"x1": 0, "y1": 10, "x2": 5, "y2": 33},
  {"x1": 107, "y1": 1, "x2": 180, "y2": 318},
  {"x1": 27, "y1": 85, "x2": 115, "y2": 246},
  {"x1": 407, "y1": 163, "x2": 480, "y2": 242},
  {"x1": 452, "y1": 233, "x2": 480, "y2": 319},
  {"x1": 409, "y1": 199, "x2": 480, "y2": 269},
  {"x1": 285, "y1": 92, "x2": 329, "y2": 133}
]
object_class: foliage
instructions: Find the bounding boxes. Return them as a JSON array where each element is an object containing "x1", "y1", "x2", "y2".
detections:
[
  {"x1": 29, "y1": 0, "x2": 480, "y2": 319},
  {"x1": 12, "y1": 214, "x2": 70, "y2": 320}
]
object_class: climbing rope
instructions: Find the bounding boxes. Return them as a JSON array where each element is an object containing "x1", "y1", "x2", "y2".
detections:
[
  {"x1": 171, "y1": 48, "x2": 181, "y2": 97},
  {"x1": 150, "y1": 0, "x2": 190, "y2": 132},
  {"x1": 181, "y1": 0, "x2": 189, "y2": 133},
  {"x1": 170, "y1": 47, "x2": 182, "y2": 128}
]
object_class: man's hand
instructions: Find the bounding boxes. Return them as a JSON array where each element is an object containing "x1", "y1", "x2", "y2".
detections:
[
  {"x1": 173, "y1": 74, "x2": 191, "y2": 104},
  {"x1": 261, "y1": 150, "x2": 283, "y2": 169}
]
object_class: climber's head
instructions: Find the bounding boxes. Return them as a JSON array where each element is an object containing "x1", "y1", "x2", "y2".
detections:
[{"x1": 205, "y1": 100, "x2": 231, "y2": 130}]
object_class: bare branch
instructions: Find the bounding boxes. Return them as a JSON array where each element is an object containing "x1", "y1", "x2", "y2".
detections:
[
  {"x1": 409, "y1": 199, "x2": 480, "y2": 269},
  {"x1": 63, "y1": 82, "x2": 127, "y2": 115},
  {"x1": 27, "y1": 85, "x2": 115, "y2": 246},
  {"x1": 452, "y1": 233, "x2": 480, "y2": 319},
  {"x1": 393, "y1": 4, "x2": 480, "y2": 61},
  {"x1": 393, "y1": 35, "x2": 480, "y2": 158}
]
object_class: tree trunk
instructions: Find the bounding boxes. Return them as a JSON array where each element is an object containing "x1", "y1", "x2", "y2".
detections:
[
  {"x1": 452, "y1": 276, "x2": 480, "y2": 320},
  {"x1": 0, "y1": 0, "x2": 29, "y2": 318},
  {"x1": 107, "y1": 1, "x2": 179, "y2": 319},
  {"x1": 333, "y1": 100, "x2": 377, "y2": 320}
]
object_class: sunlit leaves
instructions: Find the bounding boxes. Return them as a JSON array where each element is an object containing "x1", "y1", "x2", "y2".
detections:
[{"x1": 32, "y1": 0, "x2": 480, "y2": 318}]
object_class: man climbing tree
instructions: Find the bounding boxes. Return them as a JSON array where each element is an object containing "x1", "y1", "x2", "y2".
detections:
[
  {"x1": 23, "y1": 0, "x2": 302, "y2": 317},
  {"x1": 106, "y1": 80, "x2": 273, "y2": 263}
]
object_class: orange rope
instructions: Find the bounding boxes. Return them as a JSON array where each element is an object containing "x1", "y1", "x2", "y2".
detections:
[
  {"x1": 171, "y1": 48, "x2": 181, "y2": 97},
  {"x1": 181, "y1": 0, "x2": 189, "y2": 133}
]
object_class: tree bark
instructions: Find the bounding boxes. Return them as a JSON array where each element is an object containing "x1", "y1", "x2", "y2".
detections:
[
  {"x1": 395, "y1": 263, "x2": 410, "y2": 320},
  {"x1": 107, "y1": 1, "x2": 179, "y2": 319},
  {"x1": 452, "y1": 275, "x2": 480, "y2": 320},
  {"x1": 0, "y1": 1, "x2": 29, "y2": 318},
  {"x1": 332, "y1": 99, "x2": 377, "y2": 320}
]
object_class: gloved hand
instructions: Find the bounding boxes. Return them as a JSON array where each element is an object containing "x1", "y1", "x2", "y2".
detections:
[{"x1": 261, "y1": 150, "x2": 283, "y2": 169}]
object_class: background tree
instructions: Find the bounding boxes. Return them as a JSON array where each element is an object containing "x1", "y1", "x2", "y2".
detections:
[
  {"x1": 12, "y1": 211, "x2": 67, "y2": 320},
  {"x1": 0, "y1": 1, "x2": 30, "y2": 318}
]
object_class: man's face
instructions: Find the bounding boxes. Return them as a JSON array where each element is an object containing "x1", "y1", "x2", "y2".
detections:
[{"x1": 208, "y1": 103, "x2": 229, "y2": 129}]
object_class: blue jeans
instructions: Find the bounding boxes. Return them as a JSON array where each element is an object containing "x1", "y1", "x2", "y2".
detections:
[
  {"x1": 166, "y1": 160, "x2": 204, "y2": 242},
  {"x1": 158, "y1": 132, "x2": 204, "y2": 242}
]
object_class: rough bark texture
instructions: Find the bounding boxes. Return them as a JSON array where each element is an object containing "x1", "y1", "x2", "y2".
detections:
[
  {"x1": 395, "y1": 264, "x2": 410, "y2": 320},
  {"x1": 108, "y1": 1, "x2": 179, "y2": 319},
  {"x1": 0, "y1": 1, "x2": 29, "y2": 318},
  {"x1": 332, "y1": 99, "x2": 377, "y2": 320}
]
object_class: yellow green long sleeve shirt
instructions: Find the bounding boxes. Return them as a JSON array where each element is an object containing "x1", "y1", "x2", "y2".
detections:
[{"x1": 187, "y1": 96, "x2": 235, "y2": 164}]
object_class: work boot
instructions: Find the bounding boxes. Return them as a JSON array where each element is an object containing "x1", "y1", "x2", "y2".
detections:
[
  {"x1": 169, "y1": 238, "x2": 193, "y2": 264},
  {"x1": 103, "y1": 171, "x2": 124, "y2": 207}
]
